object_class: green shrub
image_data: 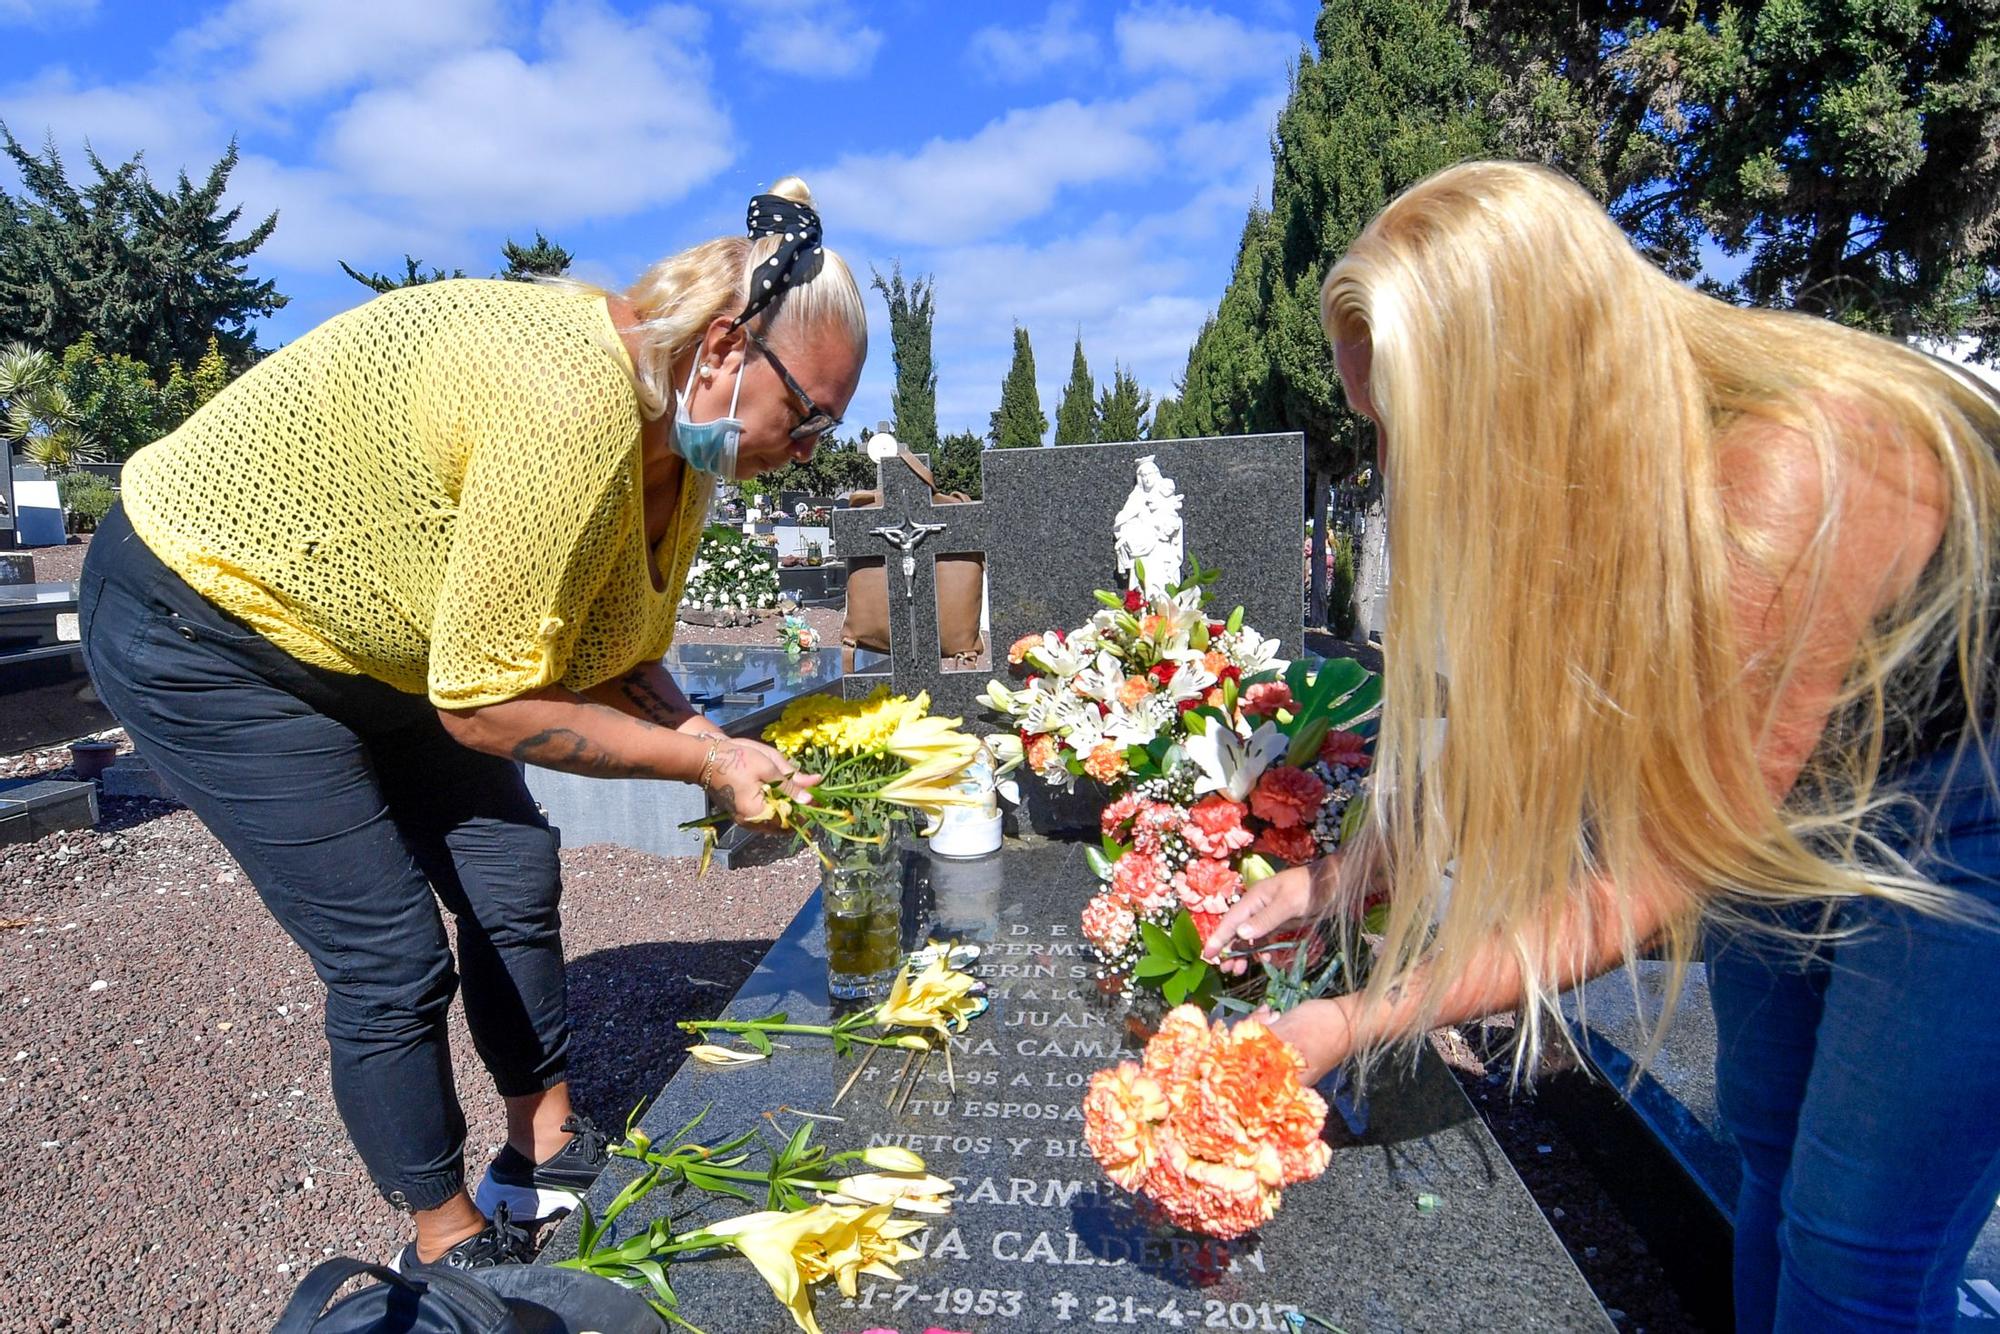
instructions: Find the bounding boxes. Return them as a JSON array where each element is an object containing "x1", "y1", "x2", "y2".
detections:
[
  {"x1": 58, "y1": 472, "x2": 117, "y2": 534},
  {"x1": 1329, "y1": 530, "x2": 1357, "y2": 637}
]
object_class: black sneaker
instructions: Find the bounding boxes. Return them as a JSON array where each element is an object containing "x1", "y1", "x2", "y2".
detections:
[
  {"x1": 472, "y1": 1114, "x2": 610, "y2": 1223},
  {"x1": 392, "y1": 1202, "x2": 535, "y2": 1273}
]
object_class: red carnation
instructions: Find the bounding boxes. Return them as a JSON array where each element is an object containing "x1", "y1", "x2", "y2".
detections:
[
  {"x1": 1149, "y1": 662, "x2": 1179, "y2": 687},
  {"x1": 1319, "y1": 729, "x2": 1371, "y2": 770},
  {"x1": 1250, "y1": 765, "x2": 1326, "y2": 830},
  {"x1": 1125, "y1": 588, "x2": 1145, "y2": 613},
  {"x1": 1254, "y1": 823, "x2": 1317, "y2": 865},
  {"x1": 1241, "y1": 681, "x2": 1295, "y2": 718}
]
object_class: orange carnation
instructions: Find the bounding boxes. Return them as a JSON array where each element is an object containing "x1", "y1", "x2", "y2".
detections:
[
  {"x1": 1087, "y1": 1005, "x2": 1331, "y2": 1240},
  {"x1": 1025, "y1": 734, "x2": 1061, "y2": 772},
  {"x1": 1117, "y1": 674, "x2": 1154, "y2": 708},
  {"x1": 1083, "y1": 741, "x2": 1129, "y2": 784},
  {"x1": 1007, "y1": 633, "x2": 1042, "y2": 666},
  {"x1": 1082, "y1": 1062, "x2": 1168, "y2": 1192}
]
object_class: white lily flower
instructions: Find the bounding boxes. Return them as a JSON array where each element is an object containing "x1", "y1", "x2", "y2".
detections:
[
  {"x1": 1185, "y1": 721, "x2": 1287, "y2": 801},
  {"x1": 987, "y1": 732, "x2": 1024, "y2": 775},
  {"x1": 1230, "y1": 628, "x2": 1288, "y2": 676},
  {"x1": 978, "y1": 680, "x2": 1019, "y2": 716},
  {"x1": 1103, "y1": 705, "x2": 1160, "y2": 748},
  {"x1": 1028, "y1": 633, "x2": 1082, "y2": 678}
]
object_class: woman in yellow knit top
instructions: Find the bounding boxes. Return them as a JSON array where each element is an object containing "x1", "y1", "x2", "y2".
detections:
[{"x1": 78, "y1": 178, "x2": 859, "y2": 1270}]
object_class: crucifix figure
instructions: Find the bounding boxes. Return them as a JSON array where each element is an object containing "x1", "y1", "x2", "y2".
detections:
[{"x1": 870, "y1": 520, "x2": 948, "y2": 600}]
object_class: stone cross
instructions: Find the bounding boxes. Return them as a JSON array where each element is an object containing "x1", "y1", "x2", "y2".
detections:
[{"x1": 830, "y1": 451, "x2": 992, "y2": 701}]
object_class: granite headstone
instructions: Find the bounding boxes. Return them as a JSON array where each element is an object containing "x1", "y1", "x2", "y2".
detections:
[
  {"x1": 832, "y1": 436, "x2": 1306, "y2": 728},
  {"x1": 545, "y1": 838, "x2": 1608, "y2": 1333}
]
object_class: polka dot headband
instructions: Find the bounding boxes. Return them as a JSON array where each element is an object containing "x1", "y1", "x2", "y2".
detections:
[{"x1": 731, "y1": 193, "x2": 825, "y2": 331}]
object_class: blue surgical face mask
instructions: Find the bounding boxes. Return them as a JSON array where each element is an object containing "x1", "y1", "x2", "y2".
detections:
[{"x1": 672, "y1": 349, "x2": 745, "y2": 477}]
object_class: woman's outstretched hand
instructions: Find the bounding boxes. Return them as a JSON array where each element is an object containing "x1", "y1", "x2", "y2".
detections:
[
  {"x1": 702, "y1": 738, "x2": 819, "y2": 833},
  {"x1": 1200, "y1": 858, "x2": 1336, "y2": 975}
]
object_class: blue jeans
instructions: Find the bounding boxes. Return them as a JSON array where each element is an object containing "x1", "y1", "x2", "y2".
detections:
[
  {"x1": 78, "y1": 505, "x2": 569, "y2": 1211},
  {"x1": 1709, "y1": 741, "x2": 2000, "y2": 1332}
]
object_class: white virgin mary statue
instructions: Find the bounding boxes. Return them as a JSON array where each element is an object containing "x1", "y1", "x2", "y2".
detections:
[{"x1": 1114, "y1": 455, "x2": 1184, "y2": 599}]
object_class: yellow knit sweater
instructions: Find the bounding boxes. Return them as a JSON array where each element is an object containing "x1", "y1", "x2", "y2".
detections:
[{"x1": 120, "y1": 279, "x2": 710, "y2": 708}]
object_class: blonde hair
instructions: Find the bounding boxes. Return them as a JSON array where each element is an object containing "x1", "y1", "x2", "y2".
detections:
[
  {"x1": 569, "y1": 176, "x2": 867, "y2": 420},
  {"x1": 1319, "y1": 160, "x2": 2000, "y2": 1078}
]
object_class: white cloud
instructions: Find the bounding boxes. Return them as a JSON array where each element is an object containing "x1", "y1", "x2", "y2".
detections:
[
  {"x1": 0, "y1": 69, "x2": 219, "y2": 178},
  {"x1": 0, "y1": 0, "x2": 96, "y2": 27},
  {"x1": 1115, "y1": 3, "x2": 1297, "y2": 82},
  {"x1": 812, "y1": 99, "x2": 1161, "y2": 246},
  {"x1": 736, "y1": 0, "x2": 882, "y2": 79},
  {"x1": 968, "y1": 1, "x2": 1100, "y2": 82},
  {"x1": 174, "y1": 0, "x2": 506, "y2": 109},
  {"x1": 323, "y1": 2, "x2": 733, "y2": 227},
  {"x1": 224, "y1": 154, "x2": 452, "y2": 273}
]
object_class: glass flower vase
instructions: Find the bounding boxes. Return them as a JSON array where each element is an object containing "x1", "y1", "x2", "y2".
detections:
[{"x1": 822, "y1": 839, "x2": 905, "y2": 1000}]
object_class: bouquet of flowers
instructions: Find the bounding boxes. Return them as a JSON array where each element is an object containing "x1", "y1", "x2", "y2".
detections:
[
  {"x1": 686, "y1": 688, "x2": 984, "y2": 871},
  {"x1": 979, "y1": 561, "x2": 1376, "y2": 1001},
  {"x1": 777, "y1": 613, "x2": 821, "y2": 657},
  {"x1": 1083, "y1": 1004, "x2": 1331, "y2": 1240},
  {"x1": 683, "y1": 525, "x2": 780, "y2": 613}
]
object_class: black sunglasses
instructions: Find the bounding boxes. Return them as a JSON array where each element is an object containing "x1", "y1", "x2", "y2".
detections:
[{"x1": 742, "y1": 327, "x2": 841, "y2": 443}]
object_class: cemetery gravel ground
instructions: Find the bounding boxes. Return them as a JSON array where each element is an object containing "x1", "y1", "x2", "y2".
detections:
[
  {"x1": 29, "y1": 537, "x2": 89, "y2": 584},
  {"x1": 0, "y1": 792, "x2": 818, "y2": 1331}
]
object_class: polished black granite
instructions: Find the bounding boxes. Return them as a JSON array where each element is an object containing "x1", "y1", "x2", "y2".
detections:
[
  {"x1": 662, "y1": 642, "x2": 888, "y2": 733},
  {"x1": 544, "y1": 838, "x2": 1609, "y2": 1333}
]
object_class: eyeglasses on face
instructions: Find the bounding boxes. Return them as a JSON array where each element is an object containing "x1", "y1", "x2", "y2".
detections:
[{"x1": 742, "y1": 327, "x2": 841, "y2": 443}]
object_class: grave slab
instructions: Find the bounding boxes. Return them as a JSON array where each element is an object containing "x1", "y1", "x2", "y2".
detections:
[
  {"x1": 0, "y1": 776, "x2": 98, "y2": 844},
  {"x1": 1570, "y1": 961, "x2": 2000, "y2": 1326},
  {"x1": 544, "y1": 837, "x2": 1608, "y2": 1333}
]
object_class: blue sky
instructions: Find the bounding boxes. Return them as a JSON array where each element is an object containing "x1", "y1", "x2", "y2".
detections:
[{"x1": 0, "y1": 0, "x2": 1318, "y2": 440}]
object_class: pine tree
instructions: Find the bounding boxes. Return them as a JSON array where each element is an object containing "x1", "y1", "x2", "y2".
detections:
[
  {"x1": 339, "y1": 256, "x2": 468, "y2": 294},
  {"x1": 0, "y1": 130, "x2": 286, "y2": 373},
  {"x1": 870, "y1": 263, "x2": 939, "y2": 451},
  {"x1": 500, "y1": 231, "x2": 573, "y2": 281},
  {"x1": 988, "y1": 324, "x2": 1047, "y2": 449},
  {"x1": 1053, "y1": 332, "x2": 1098, "y2": 445},
  {"x1": 1096, "y1": 364, "x2": 1152, "y2": 442}
]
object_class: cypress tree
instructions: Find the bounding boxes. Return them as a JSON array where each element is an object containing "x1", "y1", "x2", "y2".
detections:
[
  {"x1": 1053, "y1": 332, "x2": 1098, "y2": 445},
  {"x1": 870, "y1": 262, "x2": 939, "y2": 451},
  {"x1": 988, "y1": 324, "x2": 1047, "y2": 449},
  {"x1": 1096, "y1": 363, "x2": 1152, "y2": 442},
  {"x1": 500, "y1": 231, "x2": 573, "y2": 281}
]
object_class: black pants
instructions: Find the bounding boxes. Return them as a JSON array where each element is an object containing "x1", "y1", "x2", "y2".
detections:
[{"x1": 78, "y1": 505, "x2": 568, "y2": 1211}]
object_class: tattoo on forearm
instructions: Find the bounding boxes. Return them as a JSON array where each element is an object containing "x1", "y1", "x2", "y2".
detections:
[
  {"x1": 706, "y1": 746, "x2": 750, "y2": 817},
  {"x1": 510, "y1": 727, "x2": 654, "y2": 779},
  {"x1": 620, "y1": 675, "x2": 696, "y2": 729}
]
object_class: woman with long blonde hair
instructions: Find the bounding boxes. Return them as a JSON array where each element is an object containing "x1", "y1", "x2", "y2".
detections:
[
  {"x1": 81, "y1": 177, "x2": 863, "y2": 1270},
  {"x1": 1205, "y1": 160, "x2": 2000, "y2": 1331}
]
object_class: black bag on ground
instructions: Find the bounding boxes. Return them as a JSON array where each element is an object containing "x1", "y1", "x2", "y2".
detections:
[{"x1": 272, "y1": 1257, "x2": 662, "y2": 1334}]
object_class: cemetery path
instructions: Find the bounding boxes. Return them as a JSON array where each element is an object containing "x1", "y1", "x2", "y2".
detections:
[{"x1": 0, "y1": 798, "x2": 817, "y2": 1332}]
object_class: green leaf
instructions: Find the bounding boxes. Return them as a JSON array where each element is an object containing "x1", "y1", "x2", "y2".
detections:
[
  {"x1": 631, "y1": 1259, "x2": 677, "y2": 1308},
  {"x1": 1161, "y1": 969, "x2": 1191, "y2": 1005},
  {"x1": 741, "y1": 1028, "x2": 773, "y2": 1056},
  {"x1": 1172, "y1": 962, "x2": 1211, "y2": 1003},
  {"x1": 1286, "y1": 717, "x2": 1331, "y2": 769},
  {"x1": 1339, "y1": 794, "x2": 1371, "y2": 845},
  {"x1": 1133, "y1": 954, "x2": 1180, "y2": 980},
  {"x1": 1139, "y1": 921, "x2": 1175, "y2": 958},
  {"x1": 1099, "y1": 834, "x2": 1128, "y2": 864},
  {"x1": 1324, "y1": 674, "x2": 1382, "y2": 728},
  {"x1": 1170, "y1": 909, "x2": 1202, "y2": 960},
  {"x1": 1084, "y1": 845, "x2": 1112, "y2": 881},
  {"x1": 1125, "y1": 745, "x2": 1151, "y2": 773},
  {"x1": 762, "y1": 1011, "x2": 789, "y2": 1026},
  {"x1": 1362, "y1": 903, "x2": 1389, "y2": 935},
  {"x1": 1064, "y1": 754, "x2": 1084, "y2": 777}
]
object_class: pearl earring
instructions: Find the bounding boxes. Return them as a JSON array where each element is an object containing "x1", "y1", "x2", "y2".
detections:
[{"x1": 699, "y1": 364, "x2": 715, "y2": 382}]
